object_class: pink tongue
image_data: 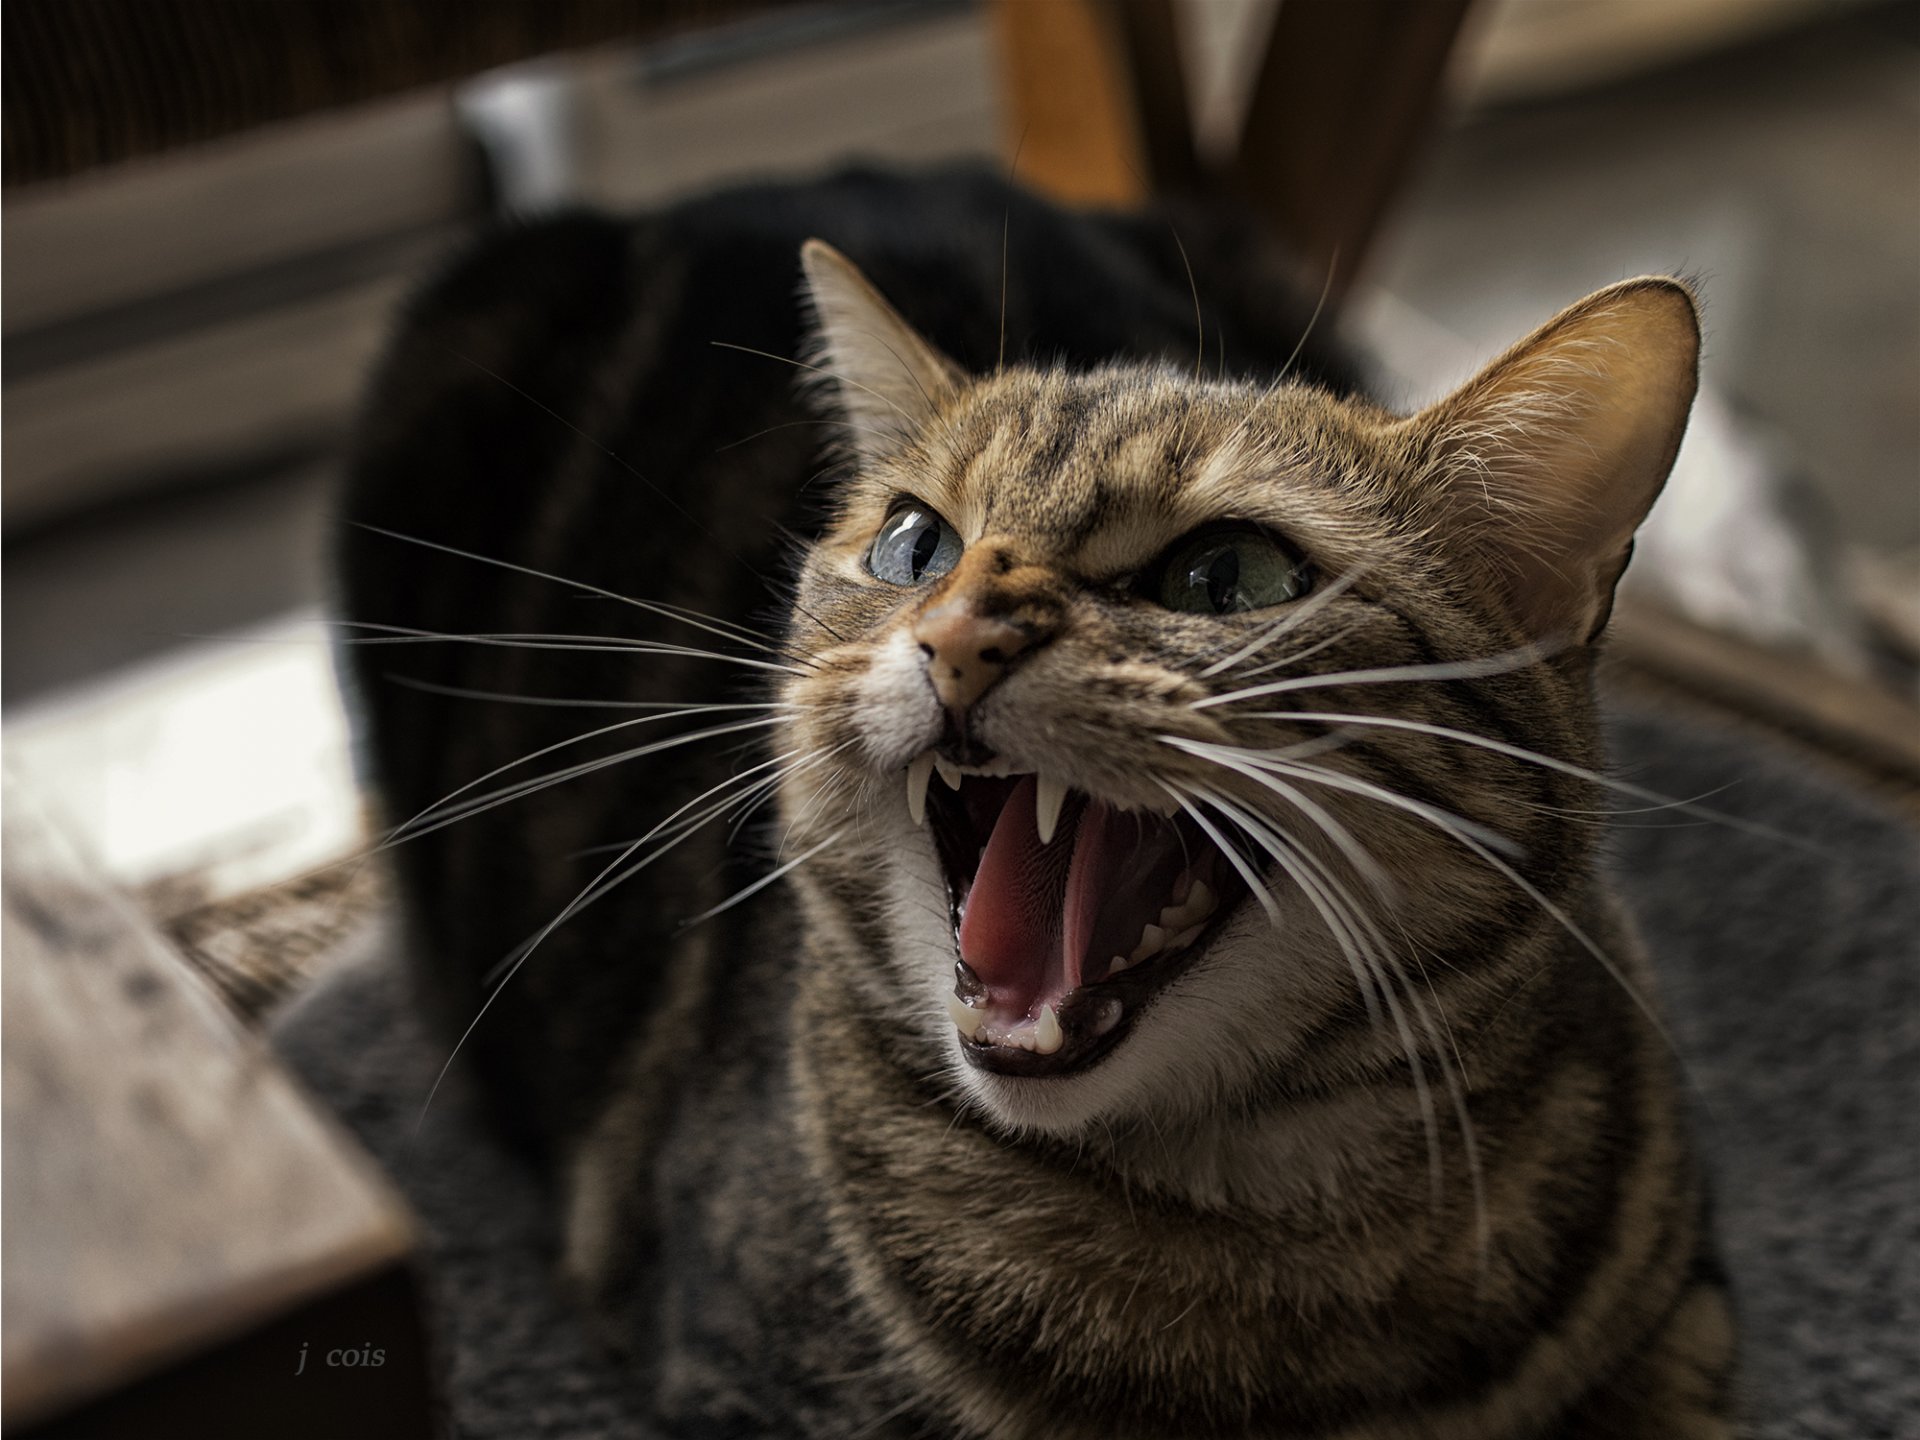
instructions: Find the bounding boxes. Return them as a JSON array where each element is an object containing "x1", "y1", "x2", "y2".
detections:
[{"x1": 957, "y1": 778, "x2": 1126, "y2": 1017}]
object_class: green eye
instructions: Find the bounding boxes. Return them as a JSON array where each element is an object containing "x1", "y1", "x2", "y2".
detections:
[
  {"x1": 1156, "y1": 528, "x2": 1310, "y2": 614},
  {"x1": 869, "y1": 504, "x2": 963, "y2": 585}
]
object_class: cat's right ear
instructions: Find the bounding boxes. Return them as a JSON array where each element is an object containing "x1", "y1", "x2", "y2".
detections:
[
  {"x1": 800, "y1": 239, "x2": 966, "y2": 463},
  {"x1": 1404, "y1": 277, "x2": 1701, "y2": 647}
]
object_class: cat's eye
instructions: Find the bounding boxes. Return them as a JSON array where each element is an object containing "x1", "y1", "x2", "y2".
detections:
[
  {"x1": 1155, "y1": 527, "x2": 1310, "y2": 615},
  {"x1": 868, "y1": 504, "x2": 964, "y2": 586}
]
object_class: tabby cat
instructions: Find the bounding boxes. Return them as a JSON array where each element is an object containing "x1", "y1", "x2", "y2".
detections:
[{"x1": 339, "y1": 170, "x2": 1735, "y2": 1438}]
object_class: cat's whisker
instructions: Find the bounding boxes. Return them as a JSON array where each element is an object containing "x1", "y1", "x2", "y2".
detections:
[
  {"x1": 1199, "y1": 788, "x2": 1443, "y2": 1204},
  {"x1": 741, "y1": 740, "x2": 861, "y2": 852},
  {"x1": 1241, "y1": 709, "x2": 1804, "y2": 848},
  {"x1": 385, "y1": 675, "x2": 776, "y2": 711},
  {"x1": 1163, "y1": 737, "x2": 1396, "y2": 904},
  {"x1": 569, "y1": 751, "x2": 807, "y2": 862},
  {"x1": 309, "y1": 705, "x2": 782, "y2": 884},
  {"x1": 352, "y1": 523, "x2": 785, "y2": 655},
  {"x1": 1154, "y1": 781, "x2": 1280, "y2": 929},
  {"x1": 1193, "y1": 642, "x2": 1555, "y2": 711},
  {"x1": 1197, "y1": 566, "x2": 1365, "y2": 677},
  {"x1": 1254, "y1": 753, "x2": 1683, "y2": 1061},
  {"x1": 335, "y1": 620, "x2": 810, "y2": 675},
  {"x1": 1169, "y1": 780, "x2": 1385, "y2": 1040},
  {"x1": 413, "y1": 763, "x2": 771, "y2": 1134},
  {"x1": 1238, "y1": 620, "x2": 1369, "y2": 681},
  {"x1": 1187, "y1": 745, "x2": 1522, "y2": 861},
  {"x1": 1191, "y1": 783, "x2": 1486, "y2": 1256},
  {"x1": 1274, "y1": 247, "x2": 1339, "y2": 389},
  {"x1": 477, "y1": 743, "x2": 823, "y2": 988},
  {"x1": 710, "y1": 340, "x2": 922, "y2": 431},
  {"x1": 713, "y1": 415, "x2": 894, "y2": 455},
  {"x1": 387, "y1": 713, "x2": 786, "y2": 848},
  {"x1": 677, "y1": 831, "x2": 843, "y2": 931},
  {"x1": 781, "y1": 759, "x2": 860, "y2": 851}
]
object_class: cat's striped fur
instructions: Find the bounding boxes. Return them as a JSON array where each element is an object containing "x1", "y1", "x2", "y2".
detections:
[{"x1": 340, "y1": 172, "x2": 1735, "y2": 1437}]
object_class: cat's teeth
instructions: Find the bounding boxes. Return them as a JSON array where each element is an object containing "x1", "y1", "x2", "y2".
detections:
[
  {"x1": 906, "y1": 753, "x2": 934, "y2": 827},
  {"x1": 1158, "y1": 880, "x2": 1218, "y2": 934},
  {"x1": 1108, "y1": 953, "x2": 1132, "y2": 975},
  {"x1": 1130, "y1": 925, "x2": 1165, "y2": 963},
  {"x1": 1171, "y1": 924, "x2": 1203, "y2": 951},
  {"x1": 946, "y1": 992, "x2": 986, "y2": 1039},
  {"x1": 934, "y1": 756, "x2": 963, "y2": 790},
  {"x1": 1035, "y1": 775, "x2": 1067, "y2": 845},
  {"x1": 1034, "y1": 1004, "x2": 1063, "y2": 1055}
]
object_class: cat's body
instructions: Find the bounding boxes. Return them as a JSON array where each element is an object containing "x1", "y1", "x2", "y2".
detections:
[{"x1": 339, "y1": 170, "x2": 1734, "y2": 1437}]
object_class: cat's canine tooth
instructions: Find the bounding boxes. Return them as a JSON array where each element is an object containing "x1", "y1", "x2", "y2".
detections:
[
  {"x1": 1033, "y1": 1004, "x2": 1064, "y2": 1055},
  {"x1": 1130, "y1": 924, "x2": 1165, "y2": 963},
  {"x1": 934, "y1": 756, "x2": 963, "y2": 790},
  {"x1": 906, "y1": 753, "x2": 934, "y2": 827},
  {"x1": 945, "y1": 992, "x2": 986, "y2": 1039},
  {"x1": 1034, "y1": 775, "x2": 1067, "y2": 845}
]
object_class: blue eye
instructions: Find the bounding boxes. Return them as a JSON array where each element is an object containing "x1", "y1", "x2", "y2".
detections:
[
  {"x1": 1156, "y1": 528, "x2": 1310, "y2": 614},
  {"x1": 868, "y1": 504, "x2": 963, "y2": 585}
]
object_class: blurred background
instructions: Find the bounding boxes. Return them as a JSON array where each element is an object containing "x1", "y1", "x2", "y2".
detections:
[{"x1": 4, "y1": 0, "x2": 1917, "y2": 933}]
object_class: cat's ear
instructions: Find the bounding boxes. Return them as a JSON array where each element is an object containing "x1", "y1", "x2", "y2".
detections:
[
  {"x1": 800, "y1": 238, "x2": 966, "y2": 463},
  {"x1": 1407, "y1": 277, "x2": 1700, "y2": 646}
]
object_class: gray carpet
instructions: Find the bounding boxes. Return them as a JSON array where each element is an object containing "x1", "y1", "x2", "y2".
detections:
[{"x1": 272, "y1": 704, "x2": 1920, "y2": 1438}]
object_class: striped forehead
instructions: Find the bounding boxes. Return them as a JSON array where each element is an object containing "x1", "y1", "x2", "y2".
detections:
[{"x1": 927, "y1": 372, "x2": 1298, "y2": 575}]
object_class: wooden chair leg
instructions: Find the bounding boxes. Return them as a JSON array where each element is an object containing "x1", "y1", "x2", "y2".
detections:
[
  {"x1": 989, "y1": 0, "x2": 1198, "y2": 207},
  {"x1": 1230, "y1": 0, "x2": 1476, "y2": 300}
]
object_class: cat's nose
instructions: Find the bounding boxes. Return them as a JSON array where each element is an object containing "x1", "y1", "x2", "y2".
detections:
[{"x1": 913, "y1": 602, "x2": 1032, "y2": 713}]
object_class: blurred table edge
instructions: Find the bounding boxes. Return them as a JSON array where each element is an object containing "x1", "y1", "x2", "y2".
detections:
[{"x1": 1, "y1": 769, "x2": 438, "y2": 1437}]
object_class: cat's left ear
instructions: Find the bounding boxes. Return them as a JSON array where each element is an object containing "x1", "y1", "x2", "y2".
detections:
[
  {"x1": 1406, "y1": 277, "x2": 1700, "y2": 646},
  {"x1": 800, "y1": 239, "x2": 967, "y2": 464}
]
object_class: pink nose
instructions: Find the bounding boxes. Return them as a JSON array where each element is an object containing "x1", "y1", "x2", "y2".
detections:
[{"x1": 912, "y1": 602, "x2": 1032, "y2": 713}]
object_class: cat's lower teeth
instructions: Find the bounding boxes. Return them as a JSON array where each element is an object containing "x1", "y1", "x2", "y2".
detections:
[
  {"x1": 1159, "y1": 880, "x2": 1216, "y2": 933},
  {"x1": 1108, "y1": 881, "x2": 1218, "y2": 978},
  {"x1": 948, "y1": 1001, "x2": 1066, "y2": 1055}
]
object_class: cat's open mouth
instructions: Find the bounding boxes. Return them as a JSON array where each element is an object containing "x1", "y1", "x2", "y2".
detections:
[{"x1": 909, "y1": 757, "x2": 1249, "y2": 1077}]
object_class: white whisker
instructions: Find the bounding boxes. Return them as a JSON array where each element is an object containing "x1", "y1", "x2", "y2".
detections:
[
  {"x1": 387, "y1": 714, "x2": 785, "y2": 848},
  {"x1": 387, "y1": 675, "x2": 774, "y2": 711},
  {"x1": 338, "y1": 620, "x2": 806, "y2": 676},
  {"x1": 1256, "y1": 753, "x2": 1680, "y2": 1059},
  {"x1": 1198, "y1": 566, "x2": 1368, "y2": 678},
  {"x1": 678, "y1": 832, "x2": 843, "y2": 930},
  {"x1": 354, "y1": 522, "x2": 782, "y2": 654},
  {"x1": 1243, "y1": 709, "x2": 1801, "y2": 847},
  {"x1": 1193, "y1": 644, "x2": 1552, "y2": 711}
]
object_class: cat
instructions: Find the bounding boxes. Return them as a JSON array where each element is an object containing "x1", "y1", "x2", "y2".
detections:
[{"x1": 338, "y1": 169, "x2": 1735, "y2": 1438}]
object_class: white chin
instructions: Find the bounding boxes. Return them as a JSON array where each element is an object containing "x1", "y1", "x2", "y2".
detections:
[{"x1": 960, "y1": 1061, "x2": 1125, "y2": 1138}]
